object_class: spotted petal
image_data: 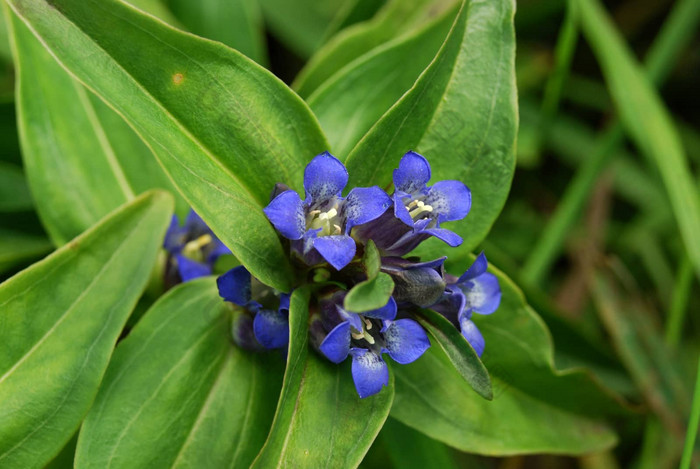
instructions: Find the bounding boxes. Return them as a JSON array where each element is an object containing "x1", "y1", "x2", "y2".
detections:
[
  {"x1": 253, "y1": 309, "x2": 289, "y2": 349},
  {"x1": 312, "y1": 234, "x2": 356, "y2": 270},
  {"x1": 175, "y1": 254, "x2": 212, "y2": 282},
  {"x1": 304, "y1": 152, "x2": 348, "y2": 205},
  {"x1": 382, "y1": 319, "x2": 431, "y2": 364},
  {"x1": 425, "y1": 180, "x2": 471, "y2": 223},
  {"x1": 216, "y1": 265, "x2": 252, "y2": 306},
  {"x1": 319, "y1": 321, "x2": 351, "y2": 364},
  {"x1": 393, "y1": 151, "x2": 431, "y2": 194},
  {"x1": 350, "y1": 348, "x2": 389, "y2": 398},
  {"x1": 462, "y1": 272, "x2": 501, "y2": 315},
  {"x1": 344, "y1": 186, "x2": 391, "y2": 232},
  {"x1": 264, "y1": 190, "x2": 306, "y2": 240}
]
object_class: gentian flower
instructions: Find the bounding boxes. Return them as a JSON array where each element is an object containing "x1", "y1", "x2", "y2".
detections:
[
  {"x1": 217, "y1": 265, "x2": 291, "y2": 350},
  {"x1": 353, "y1": 151, "x2": 471, "y2": 256},
  {"x1": 313, "y1": 292, "x2": 430, "y2": 398},
  {"x1": 163, "y1": 209, "x2": 230, "y2": 283},
  {"x1": 431, "y1": 253, "x2": 501, "y2": 356},
  {"x1": 264, "y1": 152, "x2": 391, "y2": 271}
]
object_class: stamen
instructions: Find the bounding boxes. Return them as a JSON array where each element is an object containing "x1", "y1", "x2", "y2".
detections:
[
  {"x1": 363, "y1": 317, "x2": 373, "y2": 330},
  {"x1": 364, "y1": 334, "x2": 375, "y2": 345},
  {"x1": 408, "y1": 203, "x2": 434, "y2": 220},
  {"x1": 333, "y1": 224, "x2": 342, "y2": 234},
  {"x1": 351, "y1": 331, "x2": 364, "y2": 340},
  {"x1": 309, "y1": 210, "x2": 321, "y2": 216}
]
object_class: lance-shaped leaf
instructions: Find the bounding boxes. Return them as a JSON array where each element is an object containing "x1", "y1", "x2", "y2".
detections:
[
  {"x1": 344, "y1": 0, "x2": 517, "y2": 255},
  {"x1": 7, "y1": 8, "x2": 185, "y2": 245},
  {"x1": 391, "y1": 260, "x2": 626, "y2": 455},
  {"x1": 252, "y1": 287, "x2": 393, "y2": 467},
  {"x1": 308, "y1": 4, "x2": 456, "y2": 158},
  {"x1": 6, "y1": 0, "x2": 329, "y2": 291},
  {"x1": 415, "y1": 307, "x2": 492, "y2": 400},
  {"x1": 76, "y1": 278, "x2": 284, "y2": 468},
  {"x1": 0, "y1": 191, "x2": 173, "y2": 469},
  {"x1": 166, "y1": 0, "x2": 268, "y2": 66},
  {"x1": 294, "y1": 0, "x2": 459, "y2": 97}
]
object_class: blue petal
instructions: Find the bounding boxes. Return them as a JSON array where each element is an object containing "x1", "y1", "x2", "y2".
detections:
[
  {"x1": 393, "y1": 151, "x2": 431, "y2": 194},
  {"x1": 425, "y1": 180, "x2": 471, "y2": 223},
  {"x1": 216, "y1": 266, "x2": 252, "y2": 305},
  {"x1": 319, "y1": 321, "x2": 351, "y2": 363},
  {"x1": 312, "y1": 235, "x2": 356, "y2": 270},
  {"x1": 459, "y1": 315, "x2": 485, "y2": 357},
  {"x1": 361, "y1": 296, "x2": 397, "y2": 321},
  {"x1": 344, "y1": 186, "x2": 392, "y2": 232},
  {"x1": 304, "y1": 152, "x2": 348, "y2": 205},
  {"x1": 253, "y1": 309, "x2": 289, "y2": 349},
  {"x1": 350, "y1": 348, "x2": 389, "y2": 398},
  {"x1": 175, "y1": 254, "x2": 212, "y2": 282},
  {"x1": 382, "y1": 319, "x2": 431, "y2": 364},
  {"x1": 184, "y1": 209, "x2": 211, "y2": 237},
  {"x1": 392, "y1": 192, "x2": 414, "y2": 227},
  {"x1": 464, "y1": 272, "x2": 501, "y2": 315},
  {"x1": 163, "y1": 215, "x2": 185, "y2": 252},
  {"x1": 422, "y1": 228, "x2": 463, "y2": 247},
  {"x1": 457, "y1": 252, "x2": 489, "y2": 282},
  {"x1": 430, "y1": 287, "x2": 466, "y2": 321},
  {"x1": 264, "y1": 190, "x2": 306, "y2": 240}
]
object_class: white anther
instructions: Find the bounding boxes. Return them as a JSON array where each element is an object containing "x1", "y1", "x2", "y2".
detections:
[
  {"x1": 333, "y1": 224, "x2": 342, "y2": 234},
  {"x1": 363, "y1": 318, "x2": 373, "y2": 330},
  {"x1": 309, "y1": 210, "x2": 321, "y2": 216},
  {"x1": 351, "y1": 331, "x2": 364, "y2": 340}
]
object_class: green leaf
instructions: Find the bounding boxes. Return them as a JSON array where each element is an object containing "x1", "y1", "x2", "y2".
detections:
[
  {"x1": 166, "y1": 0, "x2": 268, "y2": 66},
  {"x1": 0, "y1": 191, "x2": 173, "y2": 468},
  {"x1": 390, "y1": 260, "x2": 624, "y2": 455},
  {"x1": 294, "y1": 0, "x2": 458, "y2": 97},
  {"x1": 364, "y1": 239, "x2": 381, "y2": 279},
  {"x1": 308, "y1": 5, "x2": 456, "y2": 158},
  {"x1": 7, "y1": 0, "x2": 329, "y2": 291},
  {"x1": 344, "y1": 272, "x2": 394, "y2": 313},
  {"x1": 252, "y1": 288, "x2": 393, "y2": 467},
  {"x1": 75, "y1": 278, "x2": 284, "y2": 468},
  {"x1": 344, "y1": 0, "x2": 517, "y2": 255},
  {"x1": 375, "y1": 418, "x2": 459, "y2": 469},
  {"x1": 0, "y1": 229, "x2": 52, "y2": 275},
  {"x1": 7, "y1": 8, "x2": 185, "y2": 245},
  {"x1": 415, "y1": 308, "x2": 492, "y2": 400},
  {"x1": 0, "y1": 162, "x2": 32, "y2": 212},
  {"x1": 259, "y1": 0, "x2": 359, "y2": 59},
  {"x1": 576, "y1": 0, "x2": 700, "y2": 283}
]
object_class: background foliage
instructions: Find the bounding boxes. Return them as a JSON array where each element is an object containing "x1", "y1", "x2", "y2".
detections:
[{"x1": 0, "y1": 0, "x2": 698, "y2": 468}]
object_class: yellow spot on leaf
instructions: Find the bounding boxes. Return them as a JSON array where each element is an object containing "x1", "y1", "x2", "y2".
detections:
[{"x1": 172, "y1": 73, "x2": 184, "y2": 85}]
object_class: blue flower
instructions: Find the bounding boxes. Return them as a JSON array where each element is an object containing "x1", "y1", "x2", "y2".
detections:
[
  {"x1": 264, "y1": 152, "x2": 391, "y2": 271},
  {"x1": 432, "y1": 253, "x2": 501, "y2": 356},
  {"x1": 354, "y1": 151, "x2": 471, "y2": 256},
  {"x1": 314, "y1": 292, "x2": 430, "y2": 398},
  {"x1": 217, "y1": 266, "x2": 291, "y2": 350},
  {"x1": 163, "y1": 209, "x2": 230, "y2": 283}
]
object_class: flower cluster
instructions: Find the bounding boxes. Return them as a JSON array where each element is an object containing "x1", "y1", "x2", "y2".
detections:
[
  {"x1": 212, "y1": 151, "x2": 502, "y2": 398},
  {"x1": 163, "y1": 209, "x2": 230, "y2": 286}
]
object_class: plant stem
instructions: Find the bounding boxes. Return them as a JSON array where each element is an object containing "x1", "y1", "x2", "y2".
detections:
[{"x1": 680, "y1": 357, "x2": 700, "y2": 469}]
